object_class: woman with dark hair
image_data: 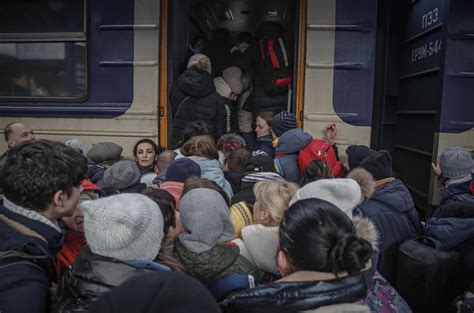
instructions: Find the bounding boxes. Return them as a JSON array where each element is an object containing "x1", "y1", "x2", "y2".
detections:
[
  {"x1": 301, "y1": 159, "x2": 334, "y2": 186},
  {"x1": 221, "y1": 198, "x2": 372, "y2": 313},
  {"x1": 133, "y1": 139, "x2": 162, "y2": 185}
]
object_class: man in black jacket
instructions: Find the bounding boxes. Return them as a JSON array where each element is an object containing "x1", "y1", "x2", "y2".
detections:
[{"x1": 0, "y1": 140, "x2": 87, "y2": 313}]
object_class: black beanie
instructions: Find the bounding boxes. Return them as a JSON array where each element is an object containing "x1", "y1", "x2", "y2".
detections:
[
  {"x1": 90, "y1": 272, "x2": 221, "y2": 313},
  {"x1": 165, "y1": 158, "x2": 201, "y2": 182},
  {"x1": 347, "y1": 145, "x2": 376, "y2": 169},
  {"x1": 245, "y1": 155, "x2": 276, "y2": 173},
  {"x1": 359, "y1": 150, "x2": 393, "y2": 181},
  {"x1": 271, "y1": 111, "x2": 297, "y2": 138}
]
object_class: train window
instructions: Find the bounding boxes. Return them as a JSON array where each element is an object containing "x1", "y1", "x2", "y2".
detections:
[{"x1": 0, "y1": 0, "x2": 87, "y2": 100}]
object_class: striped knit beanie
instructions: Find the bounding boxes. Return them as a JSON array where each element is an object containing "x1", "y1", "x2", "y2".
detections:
[{"x1": 272, "y1": 111, "x2": 297, "y2": 138}]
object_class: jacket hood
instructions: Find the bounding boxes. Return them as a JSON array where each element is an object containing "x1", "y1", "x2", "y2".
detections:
[
  {"x1": 353, "y1": 218, "x2": 379, "y2": 251},
  {"x1": 176, "y1": 67, "x2": 215, "y2": 98},
  {"x1": 274, "y1": 128, "x2": 312, "y2": 154},
  {"x1": 424, "y1": 217, "x2": 474, "y2": 249},
  {"x1": 442, "y1": 174, "x2": 473, "y2": 203},
  {"x1": 371, "y1": 179, "x2": 414, "y2": 213}
]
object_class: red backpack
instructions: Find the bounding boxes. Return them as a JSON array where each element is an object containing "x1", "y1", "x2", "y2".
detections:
[
  {"x1": 259, "y1": 37, "x2": 292, "y2": 95},
  {"x1": 298, "y1": 139, "x2": 343, "y2": 177}
]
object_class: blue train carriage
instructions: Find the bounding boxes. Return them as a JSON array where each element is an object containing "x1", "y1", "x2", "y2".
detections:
[
  {"x1": 376, "y1": 0, "x2": 474, "y2": 212},
  {"x1": 0, "y1": 0, "x2": 162, "y2": 157}
]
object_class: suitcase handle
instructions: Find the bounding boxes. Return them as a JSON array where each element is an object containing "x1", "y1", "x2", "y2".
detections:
[{"x1": 414, "y1": 236, "x2": 444, "y2": 249}]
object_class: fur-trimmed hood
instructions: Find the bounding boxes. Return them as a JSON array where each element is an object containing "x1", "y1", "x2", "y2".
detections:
[
  {"x1": 353, "y1": 217, "x2": 379, "y2": 251},
  {"x1": 347, "y1": 168, "x2": 376, "y2": 200}
]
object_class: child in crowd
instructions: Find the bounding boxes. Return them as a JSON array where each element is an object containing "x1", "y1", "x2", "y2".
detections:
[
  {"x1": 181, "y1": 135, "x2": 233, "y2": 198},
  {"x1": 157, "y1": 158, "x2": 201, "y2": 210},
  {"x1": 224, "y1": 148, "x2": 250, "y2": 194}
]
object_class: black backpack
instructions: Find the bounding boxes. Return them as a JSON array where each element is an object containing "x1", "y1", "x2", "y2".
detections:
[
  {"x1": 255, "y1": 22, "x2": 292, "y2": 95},
  {"x1": 396, "y1": 236, "x2": 463, "y2": 313}
]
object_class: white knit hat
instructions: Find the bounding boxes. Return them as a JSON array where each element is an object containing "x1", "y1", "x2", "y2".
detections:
[
  {"x1": 214, "y1": 77, "x2": 232, "y2": 99},
  {"x1": 222, "y1": 66, "x2": 243, "y2": 94},
  {"x1": 187, "y1": 54, "x2": 212, "y2": 74},
  {"x1": 290, "y1": 179, "x2": 362, "y2": 218},
  {"x1": 81, "y1": 194, "x2": 164, "y2": 261}
]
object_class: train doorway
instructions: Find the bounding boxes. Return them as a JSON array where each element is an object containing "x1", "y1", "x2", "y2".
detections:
[{"x1": 160, "y1": 0, "x2": 306, "y2": 148}]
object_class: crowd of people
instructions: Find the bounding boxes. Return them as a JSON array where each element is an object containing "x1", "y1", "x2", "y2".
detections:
[
  {"x1": 0, "y1": 117, "x2": 473, "y2": 313},
  {"x1": 0, "y1": 23, "x2": 473, "y2": 313}
]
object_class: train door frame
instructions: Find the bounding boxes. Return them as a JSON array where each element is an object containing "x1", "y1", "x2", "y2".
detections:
[{"x1": 158, "y1": 0, "x2": 308, "y2": 148}]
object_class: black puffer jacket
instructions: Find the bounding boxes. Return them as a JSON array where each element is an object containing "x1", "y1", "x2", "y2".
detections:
[
  {"x1": 220, "y1": 274, "x2": 368, "y2": 313},
  {"x1": 52, "y1": 247, "x2": 164, "y2": 313},
  {"x1": 169, "y1": 66, "x2": 226, "y2": 148}
]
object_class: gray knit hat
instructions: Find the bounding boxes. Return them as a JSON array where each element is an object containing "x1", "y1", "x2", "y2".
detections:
[
  {"x1": 104, "y1": 160, "x2": 141, "y2": 190},
  {"x1": 178, "y1": 188, "x2": 234, "y2": 253},
  {"x1": 439, "y1": 147, "x2": 473, "y2": 179},
  {"x1": 222, "y1": 66, "x2": 243, "y2": 94},
  {"x1": 65, "y1": 138, "x2": 89, "y2": 158},
  {"x1": 81, "y1": 194, "x2": 164, "y2": 261},
  {"x1": 272, "y1": 111, "x2": 297, "y2": 138},
  {"x1": 87, "y1": 142, "x2": 123, "y2": 163}
]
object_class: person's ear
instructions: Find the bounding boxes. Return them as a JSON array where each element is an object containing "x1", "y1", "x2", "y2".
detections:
[
  {"x1": 262, "y1": 209, "x2": 272, "y2": 224},
  {"x1": 277, "y1": 250, "x2": 292, "y2": 276},
  {"x1": 52, "y1": 190, "x2": 65, "y2": 207}
]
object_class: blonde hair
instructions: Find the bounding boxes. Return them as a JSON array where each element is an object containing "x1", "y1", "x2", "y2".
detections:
[
  {"x1": 181, "y1": 135, "x2": 219, "y2": 160},
  {"x1": 253, "y1": 180, "x2": 298, "y2": 224}
]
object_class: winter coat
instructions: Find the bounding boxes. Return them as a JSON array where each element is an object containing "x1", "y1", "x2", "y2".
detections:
[
  {"x1": 220, "y1": 271, "x2": 369, "y2": 313},
  {"x1": 188, "y1": 156, "x2": 234, "y2": 198},
  {"x1": 224, "y1": 171, "x2": 245, "y2": 194},
  {"x1": 235, "y1": 225, "x2": 280, "y2": 274},
  {"x1": 174, "y1": 240, "x2": 264, "y2": 286},
  {"x1": 440, "y1": 174, "x2": 474, "y2": 205},
  {"x1": 274, "y1": 128, "x2": 313, "y2": 183},
  {"x1": 425, "y1": 206, "x2": 474, "y2": 290},
  {"x1": 0, "y1": 200, "x2": 63, "y2": 313},
  {"x1": 55, "y1": 231, "x2": 86, "y2": 279},
  {"x1": 205, "y1": 39, "x2": 232, "y2": 77},
  {"x1": 52, "y1": 246, "x2": 168, "y2": 313},
  {"x1": 169, "y1": 67, "x2": 226, "y2": 148},
  {"x1": 254, "y1": 134, "x2": 274, "y2": 157},
  {"x1": 355, "y1": 179, "x2": 422, "y2": 286}
]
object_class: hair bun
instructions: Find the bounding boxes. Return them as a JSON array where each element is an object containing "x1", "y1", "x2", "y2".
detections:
[{"x1": 342, "y1": 236, "x2": 372, "y2": 274}]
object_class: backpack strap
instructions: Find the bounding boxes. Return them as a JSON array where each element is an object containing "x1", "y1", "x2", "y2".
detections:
[
  {"x1": 274, "y1": 154, "x2": 286, "y2": 176},
  {"x1": 278, "y1": 38, "x2": 289, "y2": 67},
  {"x1": 267, "y1": 39, "x2": 280, "y2": 69}
]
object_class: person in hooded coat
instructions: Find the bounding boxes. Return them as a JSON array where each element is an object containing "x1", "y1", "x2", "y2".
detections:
[
  {"x1": 169, "y1": 54, "x2": 226, "y2": 148},
  {"x1": 353, "y1": 150, "x2": 422, "y2": 287},
  {"x1": 174, "y1": 188, "x2": 263, "y2": 286}
]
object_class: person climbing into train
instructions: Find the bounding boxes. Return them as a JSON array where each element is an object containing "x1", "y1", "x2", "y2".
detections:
[
  {"x1": 220, "y1": 198, "x2": 373, "y2": 312},
  {"x1": 52, "y1": 194, "x2": 168, "y2": 313},
  {"x1": 431, "y1": 146, "x2": 474, "y2": 206},
  {"x1": 169, "y1": 54, "x2": 226, "y2": 149},
  {"x1": 271, "y1": 111, "x2": 312, "y2": 183},
  {"x1": 350, "y1": 149, "x2": 422, "y2": 287},
  {"x1": 0, "y1": 140, "x2": 87, "y2": 313},
  {"x1": 214, "y1": 66, "x2": 243, "y2": 133}
]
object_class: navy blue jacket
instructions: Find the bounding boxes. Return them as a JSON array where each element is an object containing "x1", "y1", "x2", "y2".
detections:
[
  {"x1": 425, "y1": 214, "x2": 474, "y2": 288},
  {"x1": 355, "y1": 179, "x2": 422, "y2": 286},
  {"x1": 0, "y1": 202, "x2": 63, "y2": 313},
  {"x1": 254, "y1": 135, "x2": 274, "y2": 158}
]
